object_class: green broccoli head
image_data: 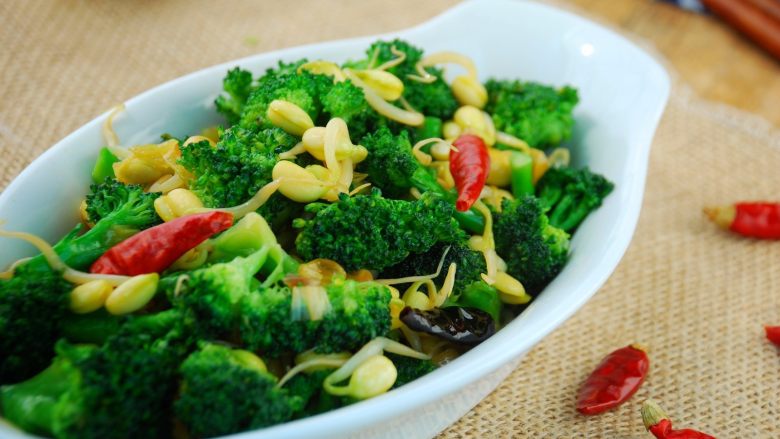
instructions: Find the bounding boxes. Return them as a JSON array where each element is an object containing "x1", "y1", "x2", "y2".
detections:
[
  {"x1": 21, "y1": 178, "x2": 162, "y2": 272},
  {"x1": 178, "y1": 126, "x2": 301, "y2": 230},
  {"x1": 0, "y1": 342, "x2": 94, "y2": 436},
  {"x1": 20, "y1": 179, "x2": 161, "y2": 274},
  {"x1": 402, "y1": 71, "x2": 458, "y2": 120},
  {"x1": 85, "y1": 177, "x2": 161, "y2": 228},
  {"x1": 315, "y1": 278, "x2": 393, "y2": 353},
  {"x1": 238, "y1": 285, "x2": 309, "y2": 357},
  {"x1": 168, "y1": 248, "x2": 270, "y2": 338},
  {"x1": 485, "y1": 80, "x2": 579, "y2": 148},
  {"x1": 386, "y1": 353, "x2": 437, "y2": 388},
  {"x1": 358, "y1": 127, "x2": 421, "y2": 198},
  {"x1": 346, "y1": 39, "x2": 458, "y2": 120},
  {"x1": 494, "y1": 196, "x2": 570, "y2": 294},
  {"x1": 380, "y1": 241, "x2": 487, "y2": 296},
  {"x1": 536, "y1": 166, "x2": 614, "y2": 232},
  {"x1": 1, "y1": 310, "x2": 190, "y2": 439},
  {"x1": 215, "y1": 67, "x2": 255, "y2": 126},
  {"x1": 240, "y1": 279, "x2": 392, "y2": 357},
  {"x1": 283, "y1": 370, "x2": 355, "y2": 418},
  {"x1": 175, "y1": 343, "x2": 294, "y2": 438},
  {"x1": 294, "y1": 190, "x2": 464, "y2": 272},
  {"x1": 238, "y1": 61, "x2": 333, "y2": 130},
  {"x1": 0, "y1": 272, "x2": 71, "y2": 384},
  {"x1": 321, "y1": 80, "x2": 384, "y2": 140}
]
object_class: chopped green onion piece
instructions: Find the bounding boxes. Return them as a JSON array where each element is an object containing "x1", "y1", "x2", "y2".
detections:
[
  {"x1": 509, "y1": 151, "x2": 534, "y2": 197},
  {"x1": 91, "y1": 147, "x2": 119, "y2": 184},
  {"x1": 416, "y1": 117, "x2": 442, "y2": 142}
]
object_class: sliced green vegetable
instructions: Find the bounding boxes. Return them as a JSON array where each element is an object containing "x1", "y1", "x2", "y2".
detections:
[
  {"x1": 416, "y1": 116, "x2": 442, "y2": 141},
  {"x1": 91, "y1": 147, "x2": 119, "y2": 184},
  {"x1": 509, "y1": 151, "x2": 534, "y2": 197},
  {"x1": 443, "y1": 281, "x2": 502, "y2": 322}
]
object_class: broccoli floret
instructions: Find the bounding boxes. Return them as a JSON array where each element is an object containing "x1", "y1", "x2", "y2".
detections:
[
  {"x1": 178, "y1": 126, "x2": 301, "y2": 230},
  {"x1": 215, "y1": 67, "x2": 255, "y2": 126},
  {"x1": 536, "y1": 166, "x2": 614, "y2": 232},
  {"x1": 85, "y1": 178, "x2": 161, "y2": 227},
  {"x1": 403, "y1": 72, "x2": 458, "y2": 120},
  {"x1": 283, "y1": 370, "x2": 356, "y2": 417},
  {"x1": 386, "y1": 353, "x2": 437, "y2": 388},
  {"x1": 240, "y1": 278, "x2": 392, "y2": 357},
  {"x1": 321, "y1": 80, "x2": 383, "y2": 140},
  {"x1": 168, "y1": 248, "x2": 275, "y2": 338},
  {"x1": 59, "y1": 310, "x2": 122, "y2": 345},
  {"x1": 206, "y1": 212, "x2": 300, "y2": 275},
  {"x1": 0, "y1": 310, "x2": 191, "y2": 438},
  {"x1": 380, "y1": 242, "x2": 486, "y2": 296},
  {"x1": 352, "y1": 39, "x2": 457, "y2": 120},
  {"x1": 356, "y1": 127, "x2": 486, "y2": 234},
  {"x1": 358, "y1": 127, "x2": 424, "y2": 198},
  {"x1": 175, "y1": 343, "x2": 294, "y2": 437},
  {"x1": 294, "y1": 190, "x2": 464, "y2": 272},
  {"x1": 485, "y1": 80, "x2": 579, "y2": 148},
  {"x1": 283, "y1": 370, "x2": 329, "y2": 417},
  {"x1": 20, "y1": 179, "x2": 161, "y2": 274},
  {"x1": 238, "y1": 62, "x2": 333, "y2": 130},
  {"x1": 0, "y1": 272, "x2": 71, "y2": 384},
  {"x1": 493, "y1": 196, "x2": 570, "y2": 294}
]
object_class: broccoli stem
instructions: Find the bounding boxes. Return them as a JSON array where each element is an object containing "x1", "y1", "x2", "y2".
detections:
[
  {"x1": 1, "y1": 360, "x2": 67, "y2": 435},
  {"x1": 550, "y1": 196, "x2": 593, "y2": 232},
  {"x1": 0, "y1": 345, "x2": 92, "y2": 436},
  {"x1": 21, "y1": 220, "x2": 135, "y2": 274}
]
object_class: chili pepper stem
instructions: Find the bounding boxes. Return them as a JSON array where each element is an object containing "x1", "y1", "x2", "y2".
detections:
[
  {"x1": 702, "y1": 205, "x2": 735, "y2": 229},
  {"x1": 641, "y1": 400, "x2": 669, "y2": 431}
]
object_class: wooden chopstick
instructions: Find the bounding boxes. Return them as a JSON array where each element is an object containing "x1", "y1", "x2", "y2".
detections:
[{"x1": 701, "y1": 0, "x2": 780, "y2": 60}]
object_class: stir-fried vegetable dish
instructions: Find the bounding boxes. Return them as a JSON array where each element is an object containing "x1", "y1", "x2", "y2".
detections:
[{"x1": 0, "y1": 39, "x2": 613, "y2": 438}]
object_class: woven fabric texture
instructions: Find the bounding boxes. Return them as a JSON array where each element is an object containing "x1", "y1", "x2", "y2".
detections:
[{"x1": 2, "y1": 1, "x2": 779, "y2": 437}]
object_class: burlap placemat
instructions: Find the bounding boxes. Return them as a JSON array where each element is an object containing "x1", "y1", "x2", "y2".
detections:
[{"x1": 2, "y1": 1, "x2": 779, "y2": 437}]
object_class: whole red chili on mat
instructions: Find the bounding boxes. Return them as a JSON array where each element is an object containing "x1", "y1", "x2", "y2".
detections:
[
  {"x1": 641, "y1": 400, "x2": 716, "y2": 439},
  {"x1": 576, "y1": 344, "x2": 649, "y2": 415},
  {"x1": 765, "y1": 325, "x2": 780, "y2": 347},
  {"x1": 704, "y1": 202, "x2": 780, "y2": 239},
  {"x1": 450, "y1": 134, "x2": 490, "y2": 212},
  {"x1": 90, "y1": 211, "x2": 233, "y2": 275}
]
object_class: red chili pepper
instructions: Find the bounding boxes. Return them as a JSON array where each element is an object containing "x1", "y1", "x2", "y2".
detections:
[
  {"x1": 450, "y1": 134, "x2": 490, "y2": 212},
  {"x1": 90, "y1": 211, "x2": 233, "y2": 275},
  {"x1": 641, "y1": 400, "x2": 716, "y2": 439},
  {"x1": 704, "y1": 202, "x2": 780, "y2": 239},
  {"x1": 765, "y1": 325, "x2": 780, "y2": 347},
  {"x1": 576, "y1": 344, "x2": 649, "y2": 415}
]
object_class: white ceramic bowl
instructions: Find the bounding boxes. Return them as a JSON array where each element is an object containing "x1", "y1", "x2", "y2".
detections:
[{"x1": 0, "y1": 0, "x2": 669, "y2": 437}]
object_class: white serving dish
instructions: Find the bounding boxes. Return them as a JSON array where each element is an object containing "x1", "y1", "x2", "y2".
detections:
[{"x1": 0, "y1": 0, "x2": 669, "y2": 437}]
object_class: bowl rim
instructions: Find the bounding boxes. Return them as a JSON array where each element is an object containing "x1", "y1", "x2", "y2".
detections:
[{"x1": 0, "y1": 0, "x2": 670, "y2": 437}]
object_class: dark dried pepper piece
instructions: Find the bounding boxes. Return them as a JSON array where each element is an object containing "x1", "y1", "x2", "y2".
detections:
[{"x1": 399, "y1": 306, "x2": 495, "y2": 346}]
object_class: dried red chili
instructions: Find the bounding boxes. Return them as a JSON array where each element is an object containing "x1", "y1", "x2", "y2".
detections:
[
  {"x1": 576, "y1": 344, "x2": 649, "y2": 415},
  {"x1": 90, "y1": 211, "x2": 233, "y2": 275},
  {"x1": 450, "y1": 134, "x2": 490, "y2": 212},
  {"x1": 704, "y1": 202, "x2": 780, "y2": 239},
  {"x1": 765, "y1": 325, "x2": 780, "y2": 347},
  {"x1": 641, "y1": 400, "x2": 716, "y2": 439}
]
